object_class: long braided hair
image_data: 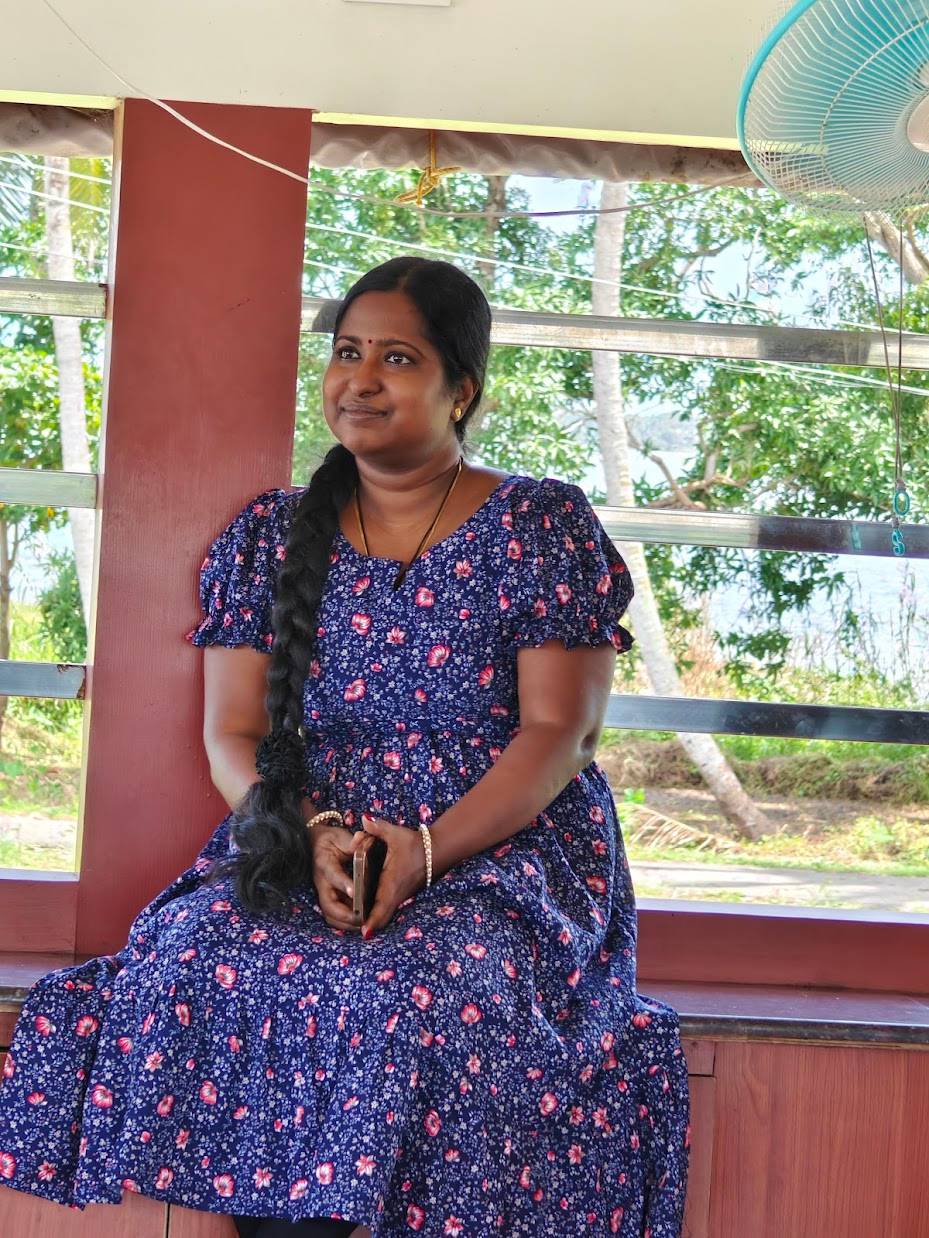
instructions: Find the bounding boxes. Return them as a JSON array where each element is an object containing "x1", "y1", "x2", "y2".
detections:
[{"x1": 203, "y1": 257, "x2": 493, "y2": 919}]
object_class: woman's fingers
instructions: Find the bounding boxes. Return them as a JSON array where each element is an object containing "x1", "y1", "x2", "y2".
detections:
[{"x1": 316, "y1": 881, "x2": 361, "y2": 931}]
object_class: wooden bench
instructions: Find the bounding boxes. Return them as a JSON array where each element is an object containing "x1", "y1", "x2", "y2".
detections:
[{"x1": 2, "y1": 954, "x2": 928, "y2": 1236}]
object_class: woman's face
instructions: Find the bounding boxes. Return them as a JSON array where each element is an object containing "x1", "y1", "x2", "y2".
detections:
[{"x1": 322, "y1": 289, "x2": 473, "y2": 465}]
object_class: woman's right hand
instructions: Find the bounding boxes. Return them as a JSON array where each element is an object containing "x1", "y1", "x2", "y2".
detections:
[{"x1": 308, "y1": 824, "x2": 363, "y2": 932}]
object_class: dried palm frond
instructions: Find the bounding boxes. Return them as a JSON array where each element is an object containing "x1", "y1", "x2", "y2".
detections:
[{"x1": 621, "y1": 802, "x2": 738, "y2": 854}]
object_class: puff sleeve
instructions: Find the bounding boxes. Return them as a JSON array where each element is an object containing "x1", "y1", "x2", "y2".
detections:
[
  {"x1": 503, "y1": 477, "x2": 635, "y2": 653},
  {"x1": 183, "y1": 487, "x2": 292, "y2": 653}
]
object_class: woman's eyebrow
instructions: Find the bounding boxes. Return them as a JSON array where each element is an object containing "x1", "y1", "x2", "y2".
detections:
[{"x1": 336, "y1": 334, "x2": 425, "y2": 357}]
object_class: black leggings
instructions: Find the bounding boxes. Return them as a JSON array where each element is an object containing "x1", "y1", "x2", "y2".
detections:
[{"x1": 232, "y1": 1216, "x2": 356, "y2": 1237}]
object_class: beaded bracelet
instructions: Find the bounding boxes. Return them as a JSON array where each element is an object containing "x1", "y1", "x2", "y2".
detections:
[
  {"x1": 307, "y1": 809, "x2": 344, "y2": 830},
  {"x1": 419, "y1": 824, "x2": 433, "y2": 888}
]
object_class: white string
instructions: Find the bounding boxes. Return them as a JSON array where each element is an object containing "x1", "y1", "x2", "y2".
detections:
[
  {"x1": 0, "y1": 177, "x2": 108, "y2": 214},
  {"x1": 0, "y1": 236, "x2": 105, "y2": 267},
  {"x1": 38, "y1": 0, "x2": 741, "y2": 221},
  {"x1": 0, "y1": 153, "x2": 111, "y2": 186}
]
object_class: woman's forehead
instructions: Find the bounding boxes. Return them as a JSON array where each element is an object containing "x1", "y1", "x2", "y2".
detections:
[{"x1": 339, "y1": 290, "x2": 428, "y2": 342}]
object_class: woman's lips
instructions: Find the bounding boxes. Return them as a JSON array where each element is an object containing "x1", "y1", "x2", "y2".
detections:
[{"x1": 341, "y1": 405, "x2": 388, "y2": 419}]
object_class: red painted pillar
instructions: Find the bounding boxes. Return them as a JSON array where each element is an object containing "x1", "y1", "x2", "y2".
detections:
[{"x1": 76, "y1": 99, "x2": 312, "y2": 955}]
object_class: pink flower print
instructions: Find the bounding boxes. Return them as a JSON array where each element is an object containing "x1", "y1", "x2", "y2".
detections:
[
  {"x1": 383, "y1": 750, "x2": 401, "y2": 771},
  {"x1": 261, "y1": 1016, "x2": 272, "y2": 1039},
  {"x1": 526, "y1": 1067, "x2": 543, "y2": 1081},
  {"x1": 352, "y1": 576, "x2": 371, "y2": 594},
  {"x1": 454, "y1": 560, "x2": 472, "y2": 577},
  {"x1": 460, "y1": 1003, "x2": 483, "y2": 1024},
  {"x1": 519, "y1": 1165, "x2": 532, "y2": 1189},
  {"x1": 418, "y1": 804, "x2": 433, "y2": 823},
  {"x1": 356, "y1": 1154, "x2": 377, "y2": 1176},
  {"x1": 155, "y1": 1167, "x2": 174, "y2": 1190},
  {"x1": 289, "y1": 1178, "x2": 309, "y2": 1201},
  {"x1": 91, "y1": 1084, "x2": 113, "y2": 1109},
  {"x1": 464, "y1": 943, "x2": 487, "y2": 960},
  {"x1": 586, "y1": 875, "x2": 607, "y2": 895},
  {"x1": 2, "y1": 1054, "x2": 13, "y2": 1079},
  {"x1": 632, "y1": 1011, "x2": 653, "y2": 1028},
  {"x1": 415, "y1": 587, "x2": 434, "y2": 607},
  {"x1": 406, "y1": 731, "x2": 423, "y2": 748},
  {"x1": 424, "y1": 1110, "x2": 442, "y2": 1137},
  {"x1": 199, "y1": 1081, "x2": 218, "y2": 1105},
  {"x1": 74, "y1": 1014, "x2": 99, "y2": 1037},
  {"x1": 233, "y1": 1106, "x2": 249, "y2": 1120},
  {"x1": 344, "y1": 678, "x2": 366, "y2": 702},
  {"x1": 254, "y1": 1167, "x2": 272, "y2": 1188},
  {"x1": 210, "y1": 899, "x2": 232, "y2": 912},
  {"x1": 176, "y1": 1129, "x2": 191, "y2": 1148},
  {"x1": 342, "y1": 1095, "x2": 359, "y2": 1111},
  {"x1": 214, "y1": 964, "x2": 237, "y2": 989},
  {"x1": 37, "y1": 1161, "x2": 56, "y2": 1182},
  {"x1": 555, "y1": 583, "x2": 573, "y2": 604},
  {"x1": 34, "y1": 1015, "x2": 55, "y2": 1037},
  {"x1": 0, "y1": 1152, "x2": 17, "y2": 1180},
  {"x1": 592, "y1": 839, "x2": 608, "y2": 856},
  {"x1": 569, "y1": 1106, "x2": 584, "y2": 1125},
  {"x1": 377, "y1": 968, "x2": 396, "y2": 982},
  {"x1": 533, "y1": 597, "x2": 548, "y2": 618},
  {"x1": 567, "y1": 968, "x2": 582, "y2": 988},
  {"x1": 568, "y1": 1145, "x2": 584, "y2": 1165},
  {"x1": 498, "y1": 592, "x2": 511, "y2": 612},
  {"x1": 156, "y1": 1095, "x2": 175, "y2": 1117},
  {"x1": 458, "y1": 607, "x2": 471, "y2": 620},
  {"x1": 178, "y1": 947, "x2": 197, "y2": 962},
  {"x1": 386, "y1": 625, "x2": 406, "y2": 645},
  {"x1": 506, "y1": 538, "x2": 523, "y2": 560},
  {"x1": 444, "y1": 1148, "x2": 461, "y2": 1163},
  {"x1": 309, "y1": 658, "x2": 321, "y2": 678},
  {"x1": 227, "y1": 1035, "x2": 242, "y2": 1053},
  {"x1": 429, "y1": 756, "x2": 444, "y2": 774},
  {"x1": 351, "y1": 613, "x2": 372, "y2": 635},
  {"x1": 277, "y1": 953, "x2": 303, "y2": 976},
  {"x1": 596, "y1": 573, "x2": 612, "y2": 596},
  {"x1": 26, "y1": 1091, "x2": 46, "y2": 1106},
  {"x1": 213, "y1": 1174, "x2": 235, "y2": 1198},
  {"x1": 407, "y1": 1204, "x2": 426, "y2": 1230},
  {"x1": 249, "y1": 929, "x2": 269, "y2": 944},
  {"x1": 501, "y1": 511, "x2": 514, "y2": 530},
  {"x1": 175, "y1": 1003, "x2": 190, "y2": 1027},
  {"x1": 610, "y1": 1208, "x2": 625, "y2": 1233},
  {"x1": 444, "y1": 1217, "x2": 465, "y2": 1235},
  {"x1": 629, "y1": 1131, "x2": 639, "y2": 1149},
  {"x1": 414, "y1": 687, "x2": 428, "y2": 703},
  {"x1": 446, "y1": 960, "x2": 463, "y2": 978},
  {"x1": 558, "y1": 927, "x2": 573, "y2": 945},
  {"x1": 540, "y1": 1092, "x2": 559, "y2": 1115},
  {"x1": 411, "y1": 985, "x2": 434, "y2": 1011},
  {"x1": 315, "y1": 1162, "x2": 335, "y2": 1185},
  {"x1": 427, "y1": 644, "x2": 450, "y2": 667}
]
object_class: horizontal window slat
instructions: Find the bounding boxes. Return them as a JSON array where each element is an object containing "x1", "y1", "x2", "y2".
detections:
[{"x1": 0, "y1": 466, "x2": 97, "y2": 509}]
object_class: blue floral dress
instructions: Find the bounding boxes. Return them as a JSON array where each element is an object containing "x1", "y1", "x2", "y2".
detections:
[{"x1": 0, "y1": 473, "x2": 690, "y2": 1236}]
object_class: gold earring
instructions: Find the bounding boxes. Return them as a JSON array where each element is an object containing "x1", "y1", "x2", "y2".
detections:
[{"x1": 453, "y1": 407, "x2": 463, "y2": 421}]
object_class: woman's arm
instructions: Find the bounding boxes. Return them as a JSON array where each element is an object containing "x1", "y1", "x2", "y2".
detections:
[
  {"x1": 425, "y1": 640, "x2": 617, "y2": 879},
  {"x1": 201, "y1": 645, "x2": 316, "y2": 822}
]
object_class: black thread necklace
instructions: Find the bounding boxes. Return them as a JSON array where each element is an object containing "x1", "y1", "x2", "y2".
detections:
[{"x1": 353, "y1": 458, "x2": 464, "y2": 591}]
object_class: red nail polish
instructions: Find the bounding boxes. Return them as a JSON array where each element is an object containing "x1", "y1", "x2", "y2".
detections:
[{"x1": 361, "y1": 926, "x2": 370, "y2": 940}]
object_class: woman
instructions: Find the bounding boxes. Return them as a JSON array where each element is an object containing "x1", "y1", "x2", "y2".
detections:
[{"x1": 0, "y1": 257, "x2": 690, "y2": 1236}]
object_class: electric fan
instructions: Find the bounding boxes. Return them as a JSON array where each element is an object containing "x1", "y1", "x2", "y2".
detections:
[{"x1": 738, "y1": 0, "x2": 929, "y2": 552}]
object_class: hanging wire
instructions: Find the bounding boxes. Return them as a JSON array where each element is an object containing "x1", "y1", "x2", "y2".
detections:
[{"x1": 863, "y1": 224, "x2": 912, "y2": 555}]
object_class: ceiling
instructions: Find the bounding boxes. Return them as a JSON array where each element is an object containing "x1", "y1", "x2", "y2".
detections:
[{"x1": 1, "y1": 0, "x2": 786, "y2": 149}]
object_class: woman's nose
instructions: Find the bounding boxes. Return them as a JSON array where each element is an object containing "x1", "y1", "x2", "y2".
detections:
[{"x1": 348, "y1": 354, "x2": 382, "y2": 393}]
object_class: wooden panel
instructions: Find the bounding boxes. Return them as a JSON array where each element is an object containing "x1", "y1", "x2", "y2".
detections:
[
  {"x1": 638, "y1": 905, "x2": 929, "y2": 995},
  {"x1": 168, "y1": 1203, "x2": 235, "y2": 1236},
  {"x1": 0, "y1": 1184, "x2": 166, "y2": 1235},
  {"x1": 681, "y1": 1038, "x2": 715, "y2": 1075},
  {"x1": 709, "y1": 1040, "x2": 929, "y2": 1236},
  {"x1": 0, "y1": 875, "x2": 77, "y2": 954},
  {"x1": 682, "y1": 1075, "x2": 714, "y2": 1238}
]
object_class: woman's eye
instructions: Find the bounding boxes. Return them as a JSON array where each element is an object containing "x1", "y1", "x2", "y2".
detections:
[{"x1": 386, "y1": 352, "x2": 412, "y2": 365}]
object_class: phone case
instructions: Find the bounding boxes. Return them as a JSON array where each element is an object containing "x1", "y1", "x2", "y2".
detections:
[{"x1": 353, "y1": 835, "x2": 388, "y2": 920}]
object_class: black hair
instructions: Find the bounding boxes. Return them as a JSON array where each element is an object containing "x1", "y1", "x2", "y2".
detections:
[{"x1": 203, "y1": 257, "x2": 492, "y2": 919}]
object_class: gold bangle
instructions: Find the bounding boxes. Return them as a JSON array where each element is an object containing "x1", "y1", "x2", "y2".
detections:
[
  {"x1": 308, "y1": 809, "x2": 343, "y2": 830},
  {"x1": 419, "y1": 823, "x2": 433, "y2": 887}
]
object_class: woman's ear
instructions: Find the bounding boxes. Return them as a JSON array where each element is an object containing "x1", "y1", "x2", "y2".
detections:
[{"x1": 456, "y1": 375, "x2": 478, "y2": 413}]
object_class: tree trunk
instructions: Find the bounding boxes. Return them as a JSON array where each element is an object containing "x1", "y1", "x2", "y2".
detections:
[
  {"x1": 43, "y1": 156, "x2": 95, "y2": 634},
  {"x1": 591, "y1": 180, "x2": 773, "y2": 842}
]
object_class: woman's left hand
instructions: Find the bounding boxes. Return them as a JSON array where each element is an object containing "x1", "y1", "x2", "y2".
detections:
[{"x1": 354, "y1": 812, "x2": 429, "y2": 939}]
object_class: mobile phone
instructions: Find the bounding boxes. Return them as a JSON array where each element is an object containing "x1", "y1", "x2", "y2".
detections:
[{"x1": 352, "y1": 834, "x2": 388, "y2": 921}]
